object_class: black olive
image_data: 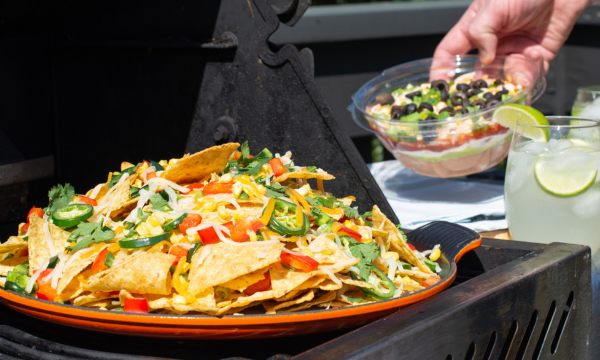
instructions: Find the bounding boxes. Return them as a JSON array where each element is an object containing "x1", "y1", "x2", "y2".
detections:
[
  {"x1": 471, "y1": 99, "x2": 487, "y2": 109},
  {"x1": 431, "y1": 80, "x2": 449, "y2": 92},
  {"x1": 451, "y1": 92, "x2": 469, "y2": 106},
  {"x1": 420, "y1": 116, "x2": 439, "y2": 143},
  {"x1": 440, "y1": 89, "x2": 449, "y2": 101},
  {"x1": 467, "y1": 88, "x2": 481, "y2": 97},
  {"x1": 391, "y1": 106, "x2": 405, "y2": 120},
  {"x1": 483, "y1": 92, "x2": 494, "y2": 100},
  {"x1": 486, "y1": 99, "x2": 501, "y2": 108},
  {"x1": 405, "y1": 103, "x2": 417, "y2": 114},
  {"x1": 462, "y1": 99, "x2": 471, "y2": 108},
  {"x1": 374, "y1": 94, "x2": 394, "y2": 106},
  {"x1": 406, "y1": 91, "x2": 422, "y2": 101},
  {"x1": 450, "y1": 108, "x2": 469, "y2": 116},
  {"x1": 494, "y1": 90, "x2": 509, "y2": 100},
  {"x1": 456, "y1": 84, "x2": 470, "y2": 91},
  {"x1": 418, "y1": 102, "x2": 433, "y2": 112},
  {"x1": 471, "y1": 79, "x2": 488, "y2": 89},
  {"x1": 494, "y1": 79, "x2": 504, "y2": 86},
  {"x1": 440, "y1": 106, "x2": 455, "y2": 113}
]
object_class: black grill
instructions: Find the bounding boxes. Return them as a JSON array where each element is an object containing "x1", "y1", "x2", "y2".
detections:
[{"x1": 0, "y1": 0, "x2": 593, "y2": 359}]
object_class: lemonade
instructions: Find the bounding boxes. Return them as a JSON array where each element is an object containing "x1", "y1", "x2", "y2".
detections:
[{"x1": 504, "y1": 118, "x2": 600, "y2": 254}]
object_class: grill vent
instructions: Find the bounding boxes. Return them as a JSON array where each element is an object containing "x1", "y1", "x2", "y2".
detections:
[
  {"x1": 499, "y1": 320, "x2": 518, "y2": 360},
  {"x1": 516, "y1": 309, "x2": 538, "y2": 359},
  {"x1": 482, "y1": 331, "x2": 496, "y2": 360},
  {"x1": 551, "y1": 291, "x2": 575, "y2": 354},
  {"x1": 533, "y1": 300, "x2": 557, "y2": 360},
  {"x1": 445, "y1": 354, "x2": 452, "y2": 360},
  {"x1": 464, "y1": 342, "x2": 475, "y2": 360}
]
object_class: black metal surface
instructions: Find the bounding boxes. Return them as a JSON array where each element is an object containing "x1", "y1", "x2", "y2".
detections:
[
  {"x1": 293, "y1": 240, "x2": 592, "y2": 360},
  {"x1": 0, "y1": 239, "x2": 589, "y2": 359}
]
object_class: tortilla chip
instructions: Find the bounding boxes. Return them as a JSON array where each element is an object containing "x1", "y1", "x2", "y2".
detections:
[
  {"x1": 394, "y1": 277, "x2": 425, "y2": 292},
  {"x1": 0, "y1": 256, "x2": 28, "y2": 276},
  {"x1": 0, "y1": 236, "x2": 27, "y2": 253},
  {"x1": 270, "y1": 263, "x2": 314, "y2": 298},
  {"x1": 96, "y1": 175, "x2": 137, "y2": 219},
  {"x1": 372, "y1": 206, "x2": 432, "y2": 274},
  {"x1": 340, "y1": 197, "x2": 354, "y2": 206},
  {"x1": 293, "y1": 276, "x2": 327, "y2": 291},
  {"x1": 84, "y1": 252, "x2": 175, "y2": 295},
  {"x1": 82, "y1": 299, "x2": 115, "y2": 309},
  {"x1": 58, "y1": 245, "x2": 107, "y2": 294},
  {"x1": 220, "y1": 268, "x2": 269, "y2": 292},
  {"x1": 121, "y1": 162, "x2": 135, "y2": 171},
  {"x1": 337, "y1": 292, "x2": 370, "y2": 305},
  {"x1": 188, "y1": 241, "x2": 284, "y2": 296},
  {"x1": 336, "y1": 273, "x2": 377, "y2": 290},
  {"x1": 85, "y1": 184, "x2": 109, "y2": 203},
  {"x1": 73, "y1": 293, "x2": 117, "y2": 307},
  {"x1": 395, "y1": 269, "x2": 431, "y2": 280},
  {"x1": 371, "y1": 229, "x2": 389, "y2": 240},
  {"x1": 279, "y1": 291, "x2": 337, "y2": 313},
  {"x1": 318, "y1": 280, "x2": 343, "y2": 291},
  {"x1": 317, "y1": 301, "x2": 352, "y2": 308},
  {"x1": 274, "y1": 169, "x2": 334, "y2": 183},
  {"x1": 164, "y1": 143, "x2": 240, "y2": 184},
  {"x1": 263, "y1": 290, "x2": 315, "y2": 314},
  {"x1": 216, "y1": 290, "x2": 276, "y2": 315},
  {"x1": 28, "y1": 214, "x2": 71, "y2": 276},
  {"x1": 274, "y1": 289, "x2": 301, "y2": 302},
  {"x1": 310, "y1": 238, "x2": 353, "y2": 265}
]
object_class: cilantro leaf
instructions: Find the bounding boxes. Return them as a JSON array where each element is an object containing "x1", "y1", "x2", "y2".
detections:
[
  {"x1": 304, "y1": 195, "x2": 333, "y2": 208},
  {"x1": 136, "y1": 208, "x2": 150, "y2": 224},
  {"x1": 44, "y1": 184, "x2": 76, "y2": 217},
  {"x1": 66, "y1": 220, "x2": 115, "y2": 252},
  {"x1": 345, "y1": 296, "x2": 366, "y2": 304},
  {"x1": 343, "y1": 206, "x2": 360, "y2": 220},
  {"x1": 306, "y1": 166, "x2": 317, "y2": 173},
  {"x1": 255, "y1": 176, "x2": 290, "y2": 198},
  {"x1": 309, "y1": 207, "x2": 322, "y2": 218},
  {"x1": 240, "y1": 141, "x2": 250, "y2": 159},
  {"x1": 149, "y1": 160, "x2": 164, "y2": 171},
  {"x1": 342, "y1": 236, "x2": 379, "y2": 280},
  {"x1": 224, "y1": 142, "x2": 273, "y2": 176},
  {"x1": 149, "y1": 194, "x2": 170, "y2": 211}
]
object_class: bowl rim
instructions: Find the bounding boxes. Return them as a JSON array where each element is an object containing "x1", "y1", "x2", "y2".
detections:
[{"x1": 351, "y1": 55, "x2": 546, "y2": 128}]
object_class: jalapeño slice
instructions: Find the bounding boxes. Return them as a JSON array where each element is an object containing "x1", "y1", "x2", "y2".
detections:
[
  {"x1": 264, "y1": 199, "x2": 310, "y2": 237},
  {"x1": 52, "y1": 204, "x2": 94, "y2": 229},
  {"x1": 163, "y1": 214, "x2": 187, "y2": 232},
  {"x1": 118, "y1": 233, "x2": 168, "y2": 249}
]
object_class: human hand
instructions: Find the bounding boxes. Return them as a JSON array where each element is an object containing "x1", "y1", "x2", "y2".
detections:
[{"x1": 434, "y1": 0, "x2": 592, "y2": 71}]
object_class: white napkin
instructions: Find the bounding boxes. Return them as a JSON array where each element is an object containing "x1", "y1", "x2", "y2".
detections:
[{"x1": 368, "y1": 160, "x2": 507, "y2": 232}]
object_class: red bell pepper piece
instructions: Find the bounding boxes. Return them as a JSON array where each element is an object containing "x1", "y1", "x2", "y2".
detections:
[
  {"x1": 146, "y1": 171, "x2": 157, "y2": 181},
  {"x1": 223, "y1": 216, "x2": 264, "y2": 242},
  {"x1": 244, "y1": 273, "x2": 271, "y2": 296},
  {"x1": 421, "y1": 275, "x2": 441, "y2": 287},
  {"x1": 407, "y1": 243, "x2": 416, "y2": 251},
  {"x1": 269, "y1": 158, "x2": 286, "y2": 177},
  {"x1": 179, "y1": 213, "x2": 202, "y2": 235},
  {"x1": 21, "y1": 223, "x2": 29, "y2": 233},
  {"x1": 27, "y1": 207, "x2": 45, "y2": 223},
  {"x1": 36, "y1": 268, "x2": 57, "y2": 301},
  {"x1": 198, "y1": 226, "x2": 221, "y2": 245},
  {"x1": 78, "y1": 196, "x2": 98, "y2": 207},
  {"x1": 91, "y1": 248, "x2": 110, "y2": 274},
  {"x1": 187, "y1": 182, "x2": 204, "y2": 190},
  {"x1": 202, "y1": 181, "x2": 233, "y2": 194},
  {"x1": 338, "y1": 226, "x2": 362, "y2": 242},
  {"x1": 124, "y1": 298, "x2": 149, "y2": 314},
  {"x1": 280, "y1": 252, "x2": 319, "y2": 272},
  {"x1": 169, "y1": 245, "x2": 189, "y2": 266}
]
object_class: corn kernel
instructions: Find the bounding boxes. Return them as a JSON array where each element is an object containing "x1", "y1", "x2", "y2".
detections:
[
  {"x1": 218, "y1": 205, "x2": 231, "y2": 221},
  {"x1": 256, "y1": 185, "x2": 266, "y2": 195},
  {"x1": 170, "y1": 233, "x2": 184, "y2": 244},
  {"x1": 148, "y1": 216, "x2": 161, "y2": 228},
  {"x1": 429, "y1": 248, "x2": 441, "y2": 262},
  {"x1": 172, "y1": 294, "x2": 187, "y2": 305},
  {"x1": 134, "y1": 179, "x2": 142, "y2": 188},
  {"x1": 248, "y1": 230, "x2": 257, "y2": 242},
  {"x1": 159, "y1": 160, "x2": 168, "y2": 166},
  {"x1": 232, "y1": 183, "x2": 243, "y2": 197},
  {"x1": 72, "y1": 195, "x2": 79, "y2": 202},
  {"x1": 187, "y1": 234, "x2": 200, "y2": 242},
  {"x1": 219, "y1": 173, "x2": 232, "y2": 183},
  {"x1": 168, "y1": 158, "x2": 179, "y2": 165},
  {"x1": 136, "y1": 223, "x2": 150, "y2": 236},
  {"x1": 108, "y1": 243, "x2": 120, "y2": 253},
  {"x1": 113, "y1": 226, "x2": 124, "y2": 235},
  {"x1": 202, "y1": 199, "x2": 216, "y2": 212},
  {"x1": 149, "y1": 225, "x2": 163, "y2": 236},
  {"x1": 343, "y1": 220, "x2": 354, "y2": 228},
  {"x1": 233, "y1": 213, "x2": 243, "y2": 221},
  {"x1": 384, "y1": 251, "x2": 399, "y2": 262},
  {"x1": 361, "y1": 238, "x2": 372, "y2": 243}
]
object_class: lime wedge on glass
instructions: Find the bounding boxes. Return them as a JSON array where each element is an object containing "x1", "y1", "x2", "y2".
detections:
[
  {"x1": 492, "y1": 104, "x2": 550, "y2": 141},
  {"x1": 534, "y1": 144, "x2": 598, "y2": 196}
]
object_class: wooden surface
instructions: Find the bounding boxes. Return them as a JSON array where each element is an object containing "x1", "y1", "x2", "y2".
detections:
[{"x1": 478, "y1": 229, "x2": 513, "y2": 240}]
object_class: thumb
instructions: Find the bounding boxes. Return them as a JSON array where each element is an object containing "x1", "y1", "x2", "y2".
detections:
[{"x1": 467, "y1": 3, "x2": 503, "y2": 64}]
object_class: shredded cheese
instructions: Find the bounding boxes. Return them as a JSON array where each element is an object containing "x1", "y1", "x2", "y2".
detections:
[
  {"x1": 42, "y1": 222, "x2": 57, "y2": 256},
  {"x1": 26, "y1": 258, "x2": 50, "y2": 293},
  {"x1": 147, "y1": 177, "x2": 190, "y2": 193},
  {"x1": 89, "y1": 183, "x2": 105, "y2": 199},
  {"x1": 197, "y1": 244, "x2": 212, "y2": 265}
]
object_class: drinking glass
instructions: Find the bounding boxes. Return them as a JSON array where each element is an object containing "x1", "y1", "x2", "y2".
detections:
[
  {"x1": 504, "y1": 117, "x2": 600, "y2": 254},
  {"x1": 572, "y1": 86, "x2": 600, "y2": 119}
]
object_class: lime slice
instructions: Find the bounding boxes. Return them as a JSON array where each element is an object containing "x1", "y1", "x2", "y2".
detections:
[
  {"x1": 492, "y1": 104, "x2": 550, "y2": 141},
  {"x1": 534, "y1": 146, "x2": 598, "y2": 196}
]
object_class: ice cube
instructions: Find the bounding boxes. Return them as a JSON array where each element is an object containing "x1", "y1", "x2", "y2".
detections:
[
  {"x1": 572, "y1": 189, "x2": 600, "y2": 218},
  {"x1": 551, "y1": 139, "x2": 574, "y2": 153},
  {"x1": 521, "y1": 141, "x2": 548, "y2": 155},
  {"x1": 579, "y1": 98, "x2": 600, "y2": 120}
]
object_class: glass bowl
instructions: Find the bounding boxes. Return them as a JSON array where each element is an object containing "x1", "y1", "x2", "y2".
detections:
[{"x1": 350, "y1": 55, "x2": 546, "y2": 177}]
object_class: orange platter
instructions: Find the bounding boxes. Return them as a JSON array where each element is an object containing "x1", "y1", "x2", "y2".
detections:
[{"x1": 0, "y1": 221, "x2": 480, "y2": 339}]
